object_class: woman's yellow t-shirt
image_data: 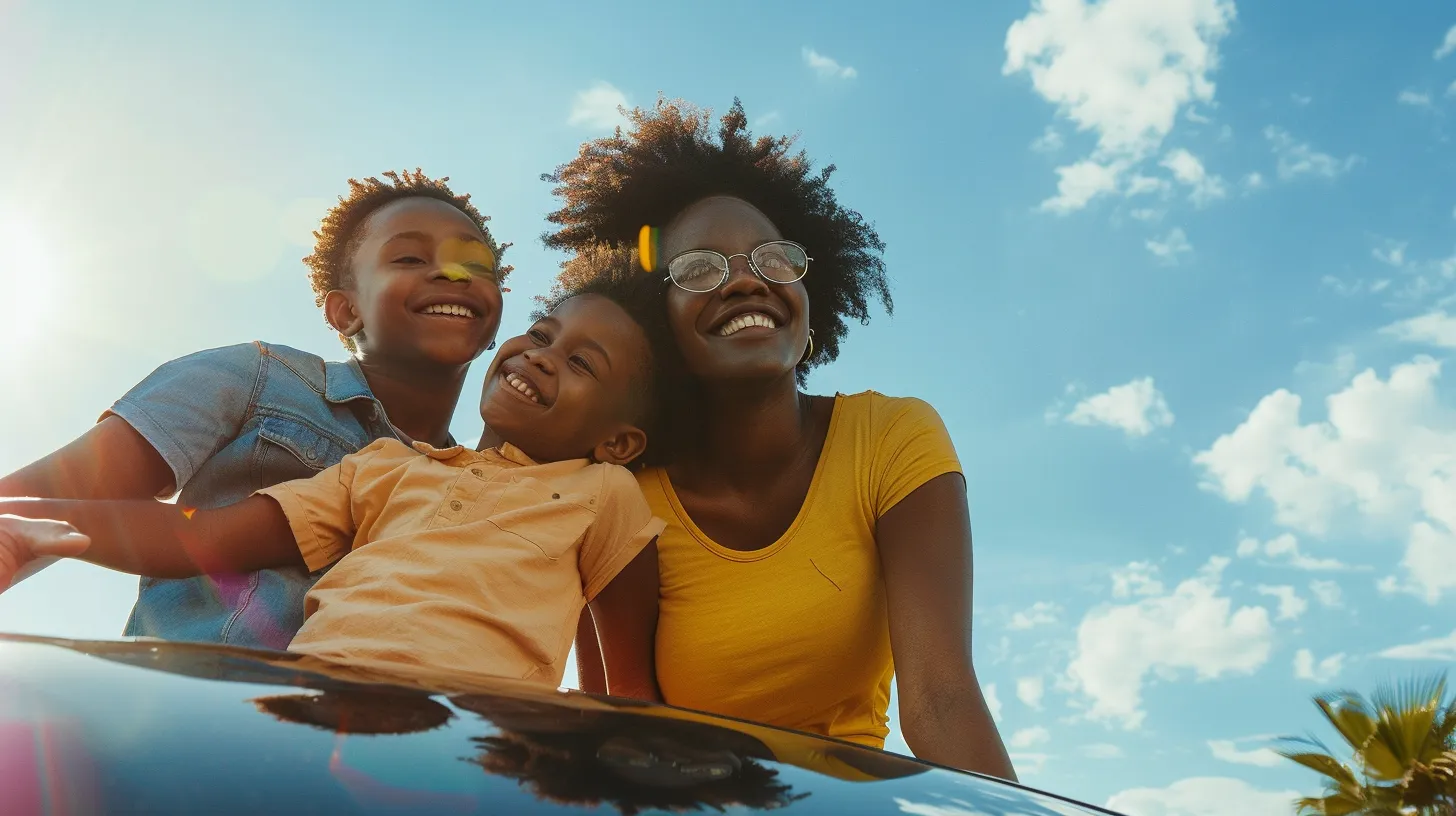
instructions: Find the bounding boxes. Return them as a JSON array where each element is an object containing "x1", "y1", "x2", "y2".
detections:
[{"x1": 639, "y1": 391, "x2": 962, "y2": 749}]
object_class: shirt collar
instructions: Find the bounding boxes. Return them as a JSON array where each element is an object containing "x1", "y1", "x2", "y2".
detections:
[
  {"x1": 492, "y1": 443, "x2": 539, "y2": 467},
  {"x1": 324, "y1": 357, "x2": 374, "y2": 405},
  {"x1": 409, "y1": 440, "x2": 531, "y2": 463}
]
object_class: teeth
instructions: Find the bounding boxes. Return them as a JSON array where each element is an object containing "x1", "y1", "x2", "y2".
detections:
[
  {"x1": 717, "y1": 312, "x2": 778, "y2": 337},
  {"x1": 503, "y1": 372, "x2": 541, "y2": 404},
  {"x1": 422, "y1": 304, "x2": 477, "y2": 318}
]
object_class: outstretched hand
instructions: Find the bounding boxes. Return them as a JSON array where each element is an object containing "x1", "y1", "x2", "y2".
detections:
[{"x1": 0, "y1": 514, "x2": 90, "y2": 591}]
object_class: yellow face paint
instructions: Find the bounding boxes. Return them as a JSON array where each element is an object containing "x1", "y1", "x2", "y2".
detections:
[
  {"x1": 436, "y1": 237, "x2": 498, "y2": 284},
  {"x1": 638, "y1": 225, "x2": 660, "y2": 272}
]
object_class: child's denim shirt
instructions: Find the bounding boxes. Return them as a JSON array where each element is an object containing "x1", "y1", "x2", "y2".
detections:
[{"x1": 108, "y1": 341, "x2": 415, "y2": 650}]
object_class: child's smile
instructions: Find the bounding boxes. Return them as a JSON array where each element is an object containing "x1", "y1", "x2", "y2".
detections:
[
  {"x1": 345, "y1": 198, "x2": 504, "y2": 368},
  {"x1": 479, "y1": 294, "x2": 652, "y2": 466},
  {"x1": 498, "y1": 367, "x2": 547, "y2": 406}
]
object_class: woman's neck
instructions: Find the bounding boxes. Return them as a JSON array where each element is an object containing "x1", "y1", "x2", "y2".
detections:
[
  {"x1": 678, "y1": 374, "x2": 821, "y2": 487},
  {"x1": 355, "y1": 355, "x2": 469, "y2": 448}
]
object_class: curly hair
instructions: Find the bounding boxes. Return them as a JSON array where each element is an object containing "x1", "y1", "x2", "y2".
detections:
[
  {"x1": 540, "y1": 98, "x2": 890, "y2": 383},
  {"x1": 303, "y1": 169, "x2": 513, "y2": 349}
]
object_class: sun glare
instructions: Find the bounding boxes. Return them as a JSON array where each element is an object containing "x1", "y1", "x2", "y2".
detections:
[{"x1": 0, "y1": 214, "x2": 59, "y2": 349}]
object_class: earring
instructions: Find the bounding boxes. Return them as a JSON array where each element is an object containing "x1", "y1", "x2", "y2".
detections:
[
  {"x1": 800, "y1": 329, "x2": 815, "y2": 365},
  {"x1": 486, "y1": 341, "x2": 496, "y2": 351}
]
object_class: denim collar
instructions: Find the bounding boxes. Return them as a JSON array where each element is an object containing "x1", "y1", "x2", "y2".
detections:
[{"x1": 323, "y1": 357, "x2": 375, "y2": 405}]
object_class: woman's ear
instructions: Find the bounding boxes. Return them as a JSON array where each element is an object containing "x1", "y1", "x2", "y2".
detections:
[
  {"x1": 591, "y1": 426, "x2": 648, "y2": 468},
  {"x1": 324, "y1": 289, "x2": 364, "y2": 339}
]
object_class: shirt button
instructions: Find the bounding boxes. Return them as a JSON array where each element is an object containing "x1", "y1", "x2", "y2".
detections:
[
  {"x1": 450, "y1": 500, "x2": 463, "y2": 511},
  {"x1": 551, "y1": 493, "x2": 560, "y2": 500},
  {"x1": 471, "y1": 468, "x2": 483, "y2": 477}
]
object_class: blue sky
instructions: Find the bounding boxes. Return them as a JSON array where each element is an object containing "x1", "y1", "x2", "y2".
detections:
[{"x1": 3, "y1": 1, "x2": 1455, "y2": 813}]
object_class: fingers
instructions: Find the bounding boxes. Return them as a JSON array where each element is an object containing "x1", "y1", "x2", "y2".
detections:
[{"x1": 0, "y1": 514, "x2": 91, "y2": 590}]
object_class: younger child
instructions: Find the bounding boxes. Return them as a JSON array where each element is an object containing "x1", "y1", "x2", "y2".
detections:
[{"x1": 0, "y1": 279, "x2": 672, "y2": 697}]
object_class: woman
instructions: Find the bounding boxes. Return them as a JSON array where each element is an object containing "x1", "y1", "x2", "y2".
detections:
[{"x1": 545, "y1": 100, "x2": 1015, "y2": 780}]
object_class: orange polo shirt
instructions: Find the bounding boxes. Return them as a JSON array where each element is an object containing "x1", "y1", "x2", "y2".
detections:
[{"x1": 257, "y1": 438, "x2": 663, "y2": 686}]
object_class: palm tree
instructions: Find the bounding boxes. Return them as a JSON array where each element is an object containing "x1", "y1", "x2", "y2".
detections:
[{"x1": 1279, "y1": 673, "x2": 1456, "y2": 815}]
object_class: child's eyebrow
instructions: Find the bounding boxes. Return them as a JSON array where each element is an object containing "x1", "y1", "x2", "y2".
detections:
[
  {"x1": 539, "y1": 315, "x2": 613, "y2": 372},
  {"x1": 383, "y1": 231, "x2": 487, "y2": 246}
]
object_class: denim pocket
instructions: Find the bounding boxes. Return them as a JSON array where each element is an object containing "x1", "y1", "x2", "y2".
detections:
[
  {"x1": 487, "y1": 476, "x2": 596, "y2": 560},
  {"x1": 255, "y1": 415, "x2": 352, "y2": 476}
]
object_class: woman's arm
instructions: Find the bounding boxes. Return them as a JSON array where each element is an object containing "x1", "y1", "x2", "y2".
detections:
[
  {"x1": 586, "y1": 541, "x2": 661, "y2": 701},
  {"x1": 877, "y1": 472, "x2": 1016, "y2": 781},
  {"x1": 574, "y1": 609, "x2": 609, "y2": 694},
  {"x1": 0, "y1": 496, "x2": 302, "y2": 584}
]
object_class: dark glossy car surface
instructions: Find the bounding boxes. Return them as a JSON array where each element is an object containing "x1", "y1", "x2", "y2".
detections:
[{"x1": 0, "y1": 633, "x2": 1119, "y2": 815}]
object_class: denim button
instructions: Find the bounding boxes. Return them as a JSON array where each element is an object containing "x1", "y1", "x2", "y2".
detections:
[
  {"x1": 471, "y1": 468, "x2": 483, "y2": 477},
  {"x1": 450, "y1": 500, "x2": 463, "y2": 511}
]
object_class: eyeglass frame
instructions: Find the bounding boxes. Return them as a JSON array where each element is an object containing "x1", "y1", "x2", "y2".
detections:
[{"x1": 661, "y1": 240, "x2": 813, "y2": 293}]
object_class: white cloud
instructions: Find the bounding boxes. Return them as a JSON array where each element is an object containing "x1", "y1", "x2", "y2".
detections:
[
  {"x1": 1436, "y1": 24, "x2": 1456, "y2": 60},
  {"x1": 1008, "y1": 753, "x2": 1051, "y2": 775},
  {"x1": 984, "y1": 683, "x2": 1003, "y2": 723},
  {"x1": 1031, "y1": 125, "x2": 1064, "y2": 152},
  {"x1": 1194, "y1": 359, "x2": 1456, "y2": 602},
  {"x1": 1291, "y1": 93, "x2": 1313, "y2": 106},
  {"x1": 1066, "y1": 377, "x2": 1175, "y2": 437},
  {"x1": 1208, "y1": 739, "x2": 1284, "y2": 768},
  {"x1": 1127, "y1": 174, "x2": 1171, "y2": 197},
  {"x1": 1131, "y1": 207, "x2": 1164, "y2": 222},
  {"x1": 1160, "y1": 149, "x2": 1227, "y2": 206},
  {"x1": 1108, "y1": 777, "x2": 1299, "y2": 816},
  {"x1": 1242, "y1": 171, "x2": 1267, "y2": 191},
  {"x1": 1112, "y1": 561, "x2": 1166, "y2": 598},
  {"x1": 1398, "y1": 89, "x2": 1434, "y2": 108},
  {"x1": 1449, "y1": 79, "x2": 1456, "y2": 98},
  {"x1": 1039, "y1": 158, "x2": 1126, "y2": 214},
  {"x1": 1256, "y1": 585, "x2": 1308, "y2": 621},
  {"x1": 1309, "y1": 579, "x2": 1343, "y2": 608},
  {"x1": 1009, "y1": 601, "x2": 1061, "y2": 630},
  {"x1": 1233, "y1": 534, "x2": 1355, "y2": 571},
  {"x1": 1373, "y1": 241, "x2": 1408, "y2": 267},
  {"x1": 1082, "y1": 743, "x2": 1124, "y2": 759},
  {"x1": 567, "y1": 82, "x2": 629, "y2": 130},
  {"x1": 1016, "y1": 676, "x2": 1045, "y2": 710},
  {"x1": 752, "y1": 111, "x2": 783, "y2": 130},
  {"x1": 1147, "y1": 227, "x2": 1194, "y2": 263},
  {"x1": 802, "y1": 48, "x2": 857, "y2": 80},
  {"x1": 1009, "y1": 725, "x2": 1051, "y2": 748},
  {"x1": 1264, "y1": 126, "x2": 1360, "y2": 181},
  {"x1": 1293, "y1": 648, "x2": 1344, "y2": 683},
  {"x1": 1382, "y1": 311, "x2": 1456, "y2": 349},
  {"x1": 1379, "y1": 628, "x2": 1456, "y2": 661},
  {"x1": 1004, "y1": 0, "x2": 1236, "y2": 213},
  {"x1": 1067, "y1": 558, "x2": 1274, "y2": 728}
]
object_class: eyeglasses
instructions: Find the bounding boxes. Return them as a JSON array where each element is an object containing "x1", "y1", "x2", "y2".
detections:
[{"x1": 663, "y1": 240, "x2": 811, "y2": 293}]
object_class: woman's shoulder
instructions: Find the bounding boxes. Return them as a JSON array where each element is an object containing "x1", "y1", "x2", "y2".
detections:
[{"x1": 831, "y1": 390, "x2": 945, "y2": 434}]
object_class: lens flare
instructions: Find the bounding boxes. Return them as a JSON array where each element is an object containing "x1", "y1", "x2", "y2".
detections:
[{"x1": 638, "y1": 225, "x2": 659, "y2": 272}]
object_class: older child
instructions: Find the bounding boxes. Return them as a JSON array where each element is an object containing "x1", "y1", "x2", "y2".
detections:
[
  {"x1": 0, "y1": 170, "x2": 508, "y2": 649},
  {"x1": 0, "y1": 280, "x2": 674, "y2": 697}
]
